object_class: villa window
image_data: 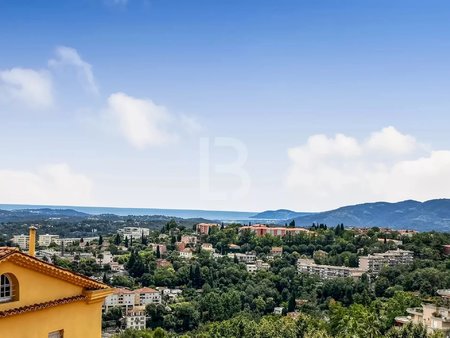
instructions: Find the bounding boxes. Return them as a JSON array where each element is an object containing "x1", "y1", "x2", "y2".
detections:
[
  {"x1": 0, "y1": 274, "x2": 12, "y2": 302},
  {"x1": 48, "y1": 330, "x2": 63, "y2": 338}
]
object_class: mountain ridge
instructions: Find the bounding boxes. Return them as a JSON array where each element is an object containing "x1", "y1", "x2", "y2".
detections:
[{"x1": 290, "y1": 199, "x2": 450, "y2": 231}]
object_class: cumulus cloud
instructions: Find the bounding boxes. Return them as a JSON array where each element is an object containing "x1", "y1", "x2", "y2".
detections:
[
  {"x1": 286, "y1": 126, "x2": 450, "y2": 211},
  {"x1": 367, "y1": 126, "x2": 418, "y2": 155},
  {"x1": 0, "y1": 68, "x2": 53, "y2": 109},
  {"x1": 105, "y1": 92, "x2": 200, "y2": 148},
  {"x1": 0, "y1": 164, "x2": 94, "y2": 205},
  {"x1": 49, "y1": 46, "x2": 98, "y2": 94}
]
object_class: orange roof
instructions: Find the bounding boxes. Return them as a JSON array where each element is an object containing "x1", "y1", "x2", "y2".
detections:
[
  {"x1": 0, "y1": 247, "x2": 19, "y2": 259},
  {"x1": 112, "y1": 288, "x2": 135, "y2": 295},
  {"x1": 0, "y1": 246, "x2": 109, "y2": 290},
  {"x1": 134, "y1": 287, "x2": 158, "y2": 293},
  {"x1": 0, "y1": 295, "x2": 86, "y2": 319}
]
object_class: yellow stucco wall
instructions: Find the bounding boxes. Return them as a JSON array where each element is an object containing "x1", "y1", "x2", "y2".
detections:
[
  {"x1": 0, "y1": 261, "x2": 84, "y2": 311},
  {"x1": 0, "y1": 298, "x2": 103, "y2": 338}
]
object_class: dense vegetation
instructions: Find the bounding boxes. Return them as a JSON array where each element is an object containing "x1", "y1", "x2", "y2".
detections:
[
  {"x1": 103, "y1": 222, "x2": 450, "y2": 337},
  {"x1": 3, "y1": 216, "x2": 450, "y2": 337}
]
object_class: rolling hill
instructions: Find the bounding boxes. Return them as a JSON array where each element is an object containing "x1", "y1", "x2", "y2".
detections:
[{"x1": 291, "y1": 199, "x2": 450, "y2": 231}]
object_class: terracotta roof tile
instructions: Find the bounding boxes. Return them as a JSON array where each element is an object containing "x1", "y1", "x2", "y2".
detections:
[
  {"x1": 0, "y1": 247, "x2": 18, "y2": 260},
  {"x1": 134, "y1": 287, "x2": 158, "y2": 293},
  {"x1": 112, "y1": 288, "x2": 135, "y2": 295},
  {"x1": 0, "y1": 295, "x2": 86, "y2": 318},
  {"x1": 0, "y1": 246, "x2": 108, "y2": 290}
]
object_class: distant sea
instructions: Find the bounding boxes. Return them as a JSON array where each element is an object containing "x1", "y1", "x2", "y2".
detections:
[{"x1": 0, "y1": 204, "x2": 258, "y2": 222}]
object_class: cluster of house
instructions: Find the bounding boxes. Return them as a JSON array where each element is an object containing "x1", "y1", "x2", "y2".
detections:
[
  {"x1": 239, "y1": 224, "x2": 311, "y2": 237},
  {"x1": 103, "y1": 286, "x2": 182, "y2": 330},
  {"x1": 353, "y1": 227, "x2": 418, "y2": 237},
  {"x1": 11, "y1": 233, "x2": 98, "y2": 249},
  {"x1": 117, "y1": 227, "x2": 150, "y2": 240},
  {"x1": 297, "y1": 249, "x2": 414, "y2": 280},
  {"x1": 395, "y1": 289, "x2": 450, "y2": 337}
]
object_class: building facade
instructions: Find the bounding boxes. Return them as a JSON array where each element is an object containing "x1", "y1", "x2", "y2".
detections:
[
  {"x1": 239, "y1": 225, "x2": 311, "y2": 237},
  {"x1": 297, "y1": 259, "x2": 365, "y2": 280},
  {"x1": 0, "y1": 232, "x2": 112, "y2": 338},
  {"x1": 395, "y1": 290, "x2": 450, "y2": 337},
  {"x1": 125, "y1": 306, "x2": 146, "y2": 330},
  {"x1": 117, "y1": 227, "x2": 150, "y2": 240},
  {"x1": 196, "y1": 223, "x2": 219, "y2": 235},
  {"x1": 38, "y1": 234, "x2": 60, "y2": 247},
  {"x1": 11, "y1": 235, "x2": 29, "y2": 249},
  {"x1": 358, "y1": 249, "x2": 414, "y2": 275}
]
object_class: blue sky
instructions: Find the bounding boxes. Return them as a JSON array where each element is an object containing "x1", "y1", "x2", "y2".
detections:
[{"x1": 1, "y1": 0, "x2": 450, "y2": 212}]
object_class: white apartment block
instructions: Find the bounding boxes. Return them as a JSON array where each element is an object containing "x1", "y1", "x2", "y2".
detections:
[
  {"x1": 359, "y1": 249, "x2": 413, "y2": 275},
  {"x1": 297, "y1": 259, "x2": 365, "y2": 280},
  {"x1": 134, "y1": 287, "x2": 162, "y2": 306},
  {"x1": 117, "y1": 227, "x2": 150, "y2": 240},
  {"x1": 11, "y1": 235, "x2": 29, "y2": 249},
  {"x1": 104, "y1": 288, "x2": 135, "y2": 311},
  {"x1": 227, "y1": 252, "x2": 257, "y2": 263},
  {"x1": 125, "y1": 307, "x2": 147, "y2": 330},
  {"x1": 53, "y1": 237, "x2": 98, "y2": 246},
  {"x1": 104, "y1": 287, "x2": 161, "y2": 311},
  {"x1": 38, "y1": 234, "x2": 60, "y2": 247}
]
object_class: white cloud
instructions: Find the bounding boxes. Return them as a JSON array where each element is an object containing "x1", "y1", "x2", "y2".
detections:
[
  {"x1": 367, "y1": 126, "x2": 418, "y2": 155},
  {"x1": 286, "y1": 127, "x2": 450, "y2": 211},
  {"x1": 105, "y1": 92, "x2": 201, "y2": 148},
  {"x1": 0, "y1": 68, "x2": 53, "y2": 109},
  {"x1": 0, "y1": 164, "x2": 94, "y2": 205},
  {"x1": 49, "y1": 46, "x2": 98, "y2": 94}
]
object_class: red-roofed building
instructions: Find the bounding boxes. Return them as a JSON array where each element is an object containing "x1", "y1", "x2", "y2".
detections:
[
  {"x1": 239, "y1": 224, "x2": 311, "y2": 237},
  {"x1": 196, "y1": 223, "x2": 219, "y2": 235},
  {"x1": 134, "y1": 287, "x2": 161, "y2": 305}
]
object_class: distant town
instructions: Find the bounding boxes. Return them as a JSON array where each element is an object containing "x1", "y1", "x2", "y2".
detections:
[{"x1": 1, "y1": 214, "x2": 449, "y2": 337}]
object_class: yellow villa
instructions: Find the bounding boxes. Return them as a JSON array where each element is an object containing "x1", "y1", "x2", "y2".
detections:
[{"x1": 0, "y1": 226, "x2": 113, "y2": 338}]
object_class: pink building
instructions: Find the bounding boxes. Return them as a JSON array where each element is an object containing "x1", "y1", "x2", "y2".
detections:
[
  {"x1": 239, "y1": 224, "x2": 311, "y2": 237},
  {"x1": 196, "y1": 223, "x2": 219, "y2": 235}
]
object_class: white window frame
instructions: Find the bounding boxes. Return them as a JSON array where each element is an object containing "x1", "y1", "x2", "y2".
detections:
[{"x1": 0, "y1": 274, "x2": 13, "y2": 303}]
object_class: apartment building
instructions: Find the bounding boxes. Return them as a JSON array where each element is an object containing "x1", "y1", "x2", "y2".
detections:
[
  {"x1": 104, "y1": 287, "x2": 161, "y2": 311},
  {"x1": 359, "y1": 249, "x2": 414, "y2": 275},
  {"x1": 53, "y1": 237, "x2": 98, "y2": 246},
  {"x1": 246, "y1": 259, "x2": 270, "y2": 273},
  {"x1": 395, "y1": 290, "x2": 450, "y2": 337},
  {"x1": 227, "y1": 252, "x2": 257, "y2": 263},
  {"x1": 134, "y1": 287, "x2": 162, "y2": 306},
  {"x1": 125, "y1": 306, "x2": 147, "y2": 330},
  {"x1": 196, "y1": 223, "x2": 219, "y2": 235},
  {"x1": 38, "y1": 234, "x2": 60, "y2": 247},
  {"x1": 297, "y1": 259, "x2": 365, "y2": 280},
  {"x1": 117, "y1": 227, "x2": 150, "y2": 240},
  {"x1": 104, "y1": 288, "x2": 135, "y2": 311},
  {"x1": 11, "y1": 234, "x2": 29, "y2": 249},
  {"x1": 239, "y1": 224, "x2": 311, "y2": 237}
]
